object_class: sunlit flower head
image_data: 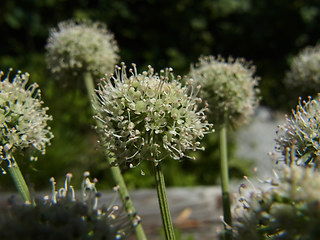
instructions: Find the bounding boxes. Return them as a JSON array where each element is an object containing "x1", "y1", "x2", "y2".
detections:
[
  {"x1": 275, "y1": 95, "x2": 320, "y2": 167},
  {"x1": 46, "y1": 19, "x2": 119, "y2": 81},
  {"x1": 94, "y1": 63, "x2": 213, "y2": 167},
  {"x1": 0, "y1": 69, "x2": 53, "y2": 162},
  {"x1": 232, "y1": 166, "x2": 320, "y2": 240},
  {"x1": 190, "y1": 55, "x2": 260, "y2": 128}
]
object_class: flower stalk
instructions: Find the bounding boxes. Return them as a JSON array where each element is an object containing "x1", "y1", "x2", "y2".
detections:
[
  {"x1": 219, "y1": 124, "x2": 232, "y2": 239},
  {"x1": 93, "y1": 63, "x2": 211, "y2": 239},
  {"x1": 84, "y1": 72, "x2": 146, "y2": 240},
  {"x1": 0, "y1": 69, "x2": 53, "y2": 206},
  {"x1": 154, "y1": 162, "x2": 176, "y2": 240},
  {"x1": 6, "y1": 157, "x2": 35, "y2": 206}
]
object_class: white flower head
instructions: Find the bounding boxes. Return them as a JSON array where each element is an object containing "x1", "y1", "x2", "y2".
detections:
[
  {"x1": 46, "y1": 19, "x2": 119, "y2": 81},
  {"x1": 285, "y1": 44, "x2": 320, "y2": 93},
  {"x1": 0, "y1": 69, "x2": 53, "y2": 162},
  {"x1": 190, "y1": 55, "x2": 260, "y2": 128},
  {"x1": 232, "y1": 166, "x2": 320, "y2": 239},
  {"x1": 94, "y1": 63, "x2": 213, "y2": 167},
  {"x1": 275, "y1": 95, "x2": 320, "y2": 167}
]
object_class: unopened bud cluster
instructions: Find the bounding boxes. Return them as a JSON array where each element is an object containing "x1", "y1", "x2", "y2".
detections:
[
  {"x1": 46, "y1": 19, "x2": 119, "y2": 81},
  {"x1": 94, "y1": 63, "x2": 213, "y2": 167},
  {"x1": 0, "y1": 70, "x2": 53, "y2": 162},
  {"x1": 190, "y1": 56, "x2": 260, "y2": 128},
  {"x1": 275, "y1": 95, "x2": 320, "y2": 167},
  {"x1": 232, "y1": 166, "x2": 320, "y2": 240}
]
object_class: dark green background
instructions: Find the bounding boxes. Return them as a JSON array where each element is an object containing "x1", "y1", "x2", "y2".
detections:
[{"x1": 1, "y1": 0, "x2": 320, "y2": 190}]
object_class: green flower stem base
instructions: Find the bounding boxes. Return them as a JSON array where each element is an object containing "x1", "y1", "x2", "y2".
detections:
[
  {"x1": 154, "y1": 162, "x2": 176, "y2": 240},
  {"x1": 84, "y1": 72, "x2": 146, "y2": 240},
  {"x1": 219, "y1": 125, "x2": 232, "y2": 239},
  {"x1": 108, "y1": 159, "x2": 146, "y2": 240},
  {"x1": 7, "y1": 159, "x2": 35, "y2": 206}
]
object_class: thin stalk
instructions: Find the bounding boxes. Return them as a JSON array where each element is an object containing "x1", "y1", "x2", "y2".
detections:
[
  {"x1": 154, "y1": 162, "x2": 176, "y2": 240},
  {"x1": 7, "y1": 158, "x2": 35, "y2": 206},
  {"x1": 84, "y1": 72, "x2": 146, "y2": 240},
  {"x1": 219, "y1": 124, "x2": 232, "y2": 239}
]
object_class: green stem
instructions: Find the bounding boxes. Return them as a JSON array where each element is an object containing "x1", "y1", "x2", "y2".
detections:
[
  {"x1": 7, "y1": 158, "x2": 35, "y2": 206},
  {"x1": 84, "y1": 72, "x2": 99, "y2": 110},
  {"x1": 84, "y1": 72, "x2": 146, "y2": 240},
  {"x1": 219, "y1": 125, "x2": 232, "y2": 239},
  {"x1": 154, "y1": 162, "x2": 176, "y2": 240}
]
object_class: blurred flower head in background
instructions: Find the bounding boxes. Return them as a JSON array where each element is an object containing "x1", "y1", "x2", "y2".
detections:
[
  {"x1": 190, "y1": 55, "x2": 260, "y2": 128},
  {"x1": 94, "y1": 63, "x2": 213, "y2": 167},
  {"x1": 0, "y1": 69, "x2": 53, "y2": 163},
  {"x1": 232, "y1": 165, "x2": 320, "y2": 240},
  {"x1": 45, "y1": 19, "x2": 119, "y2": 82},
  {"x1": 276, "y1": 95, "x2": 320, "y2": 167},
  {"x1": 285, "y1": 44, "x2": 320, "y2": 96}
]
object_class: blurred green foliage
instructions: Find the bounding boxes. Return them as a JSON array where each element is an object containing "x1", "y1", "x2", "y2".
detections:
[{"x1": 1, "y1": 0, "x2": 320, "y2": 190}]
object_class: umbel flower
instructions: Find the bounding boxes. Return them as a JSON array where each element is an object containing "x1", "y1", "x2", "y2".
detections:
[
  {"x1": 45, "y1": 19, "x2": 119, "y2": 82},
  {"x1": 275, "y1": 95, "x2": 320, "y2": 167},
  {"x1": 190, "y1": 55, "x2": 260, "y2": 128},
  {"x1": 94, "y1": 63, "x2": 213, "y2": 167},
  {"x1": 0, "y1": 172, "x2": 133, "y2": 240},
  {"x1": 231, "y1": 166, "x2": 320, "y2": 240},
  {"x1": 0, "y1": 69, "x2": 53, "y2": 162},
  {"x1": 284, "y1": 44, "x2": 320, "y2": 95}
]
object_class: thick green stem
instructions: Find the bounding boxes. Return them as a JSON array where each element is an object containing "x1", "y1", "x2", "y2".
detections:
[
  {"x1": 84, "y1": 72, "x2": 146, "y2": 240},
  {"x1": 154, "y1": 162, "x2": 176, "y2": 240},
  {"x1": 108, "y1": 156, "x2": 146, "y2": 240},
  {"x1": 219, "y1": 125, "x2": 232, "y2": 239},
  {"x1": 7, "y1": 159, "x2": 35, "y2": 206}
]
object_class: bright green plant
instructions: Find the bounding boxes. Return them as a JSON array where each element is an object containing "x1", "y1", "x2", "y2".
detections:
[
  {"x1": 95, "y1": 63, "x2": 212, "y2": 239},
  {"x1": 190, "y1": 55, "x2": 260, "y2": 238},
  {"x1": 0, "y1": 69, "x2": 53, "y2": 204}
]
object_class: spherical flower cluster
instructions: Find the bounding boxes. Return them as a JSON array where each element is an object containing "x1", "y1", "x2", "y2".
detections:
[
  {"x1": 45, "y1": 19, "x2": 119, "y2": 81},
  {"x1": 275, "y1": 95, "x2": 320, "y2": 167},
  {"x1": 0, "y1": 172, "x2": 133, "y2": 240},
  {"x1": 284, "y1": 44, "x2": 320, "y2": 94},
  {"x1": 232, "y1": 166, "x2": 320, "y2": 240},
  {"x1": 190, "y1": 55, "x2": 260, "y2": 128},
  {"x1": 94, "y1": 63, "x2": 213, "y2": 167},
  {"x1": 0, "y1": 70, "x2": 53, "y2": 162}
]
